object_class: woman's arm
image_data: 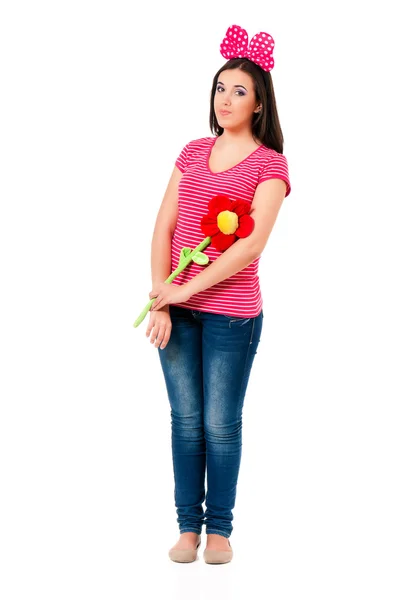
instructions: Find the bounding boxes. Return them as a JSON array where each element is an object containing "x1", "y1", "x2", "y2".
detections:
[
  {"x1": 150, "y1": 166, "x2": 182, "y2": 288},
  {"x1": 184, "y1": 177, "x2": 286, "y2": 297}
]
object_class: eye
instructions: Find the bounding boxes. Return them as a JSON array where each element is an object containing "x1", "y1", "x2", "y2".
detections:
[{"x1": 216, "y1": 86, "x2": 245, "y2": 96}]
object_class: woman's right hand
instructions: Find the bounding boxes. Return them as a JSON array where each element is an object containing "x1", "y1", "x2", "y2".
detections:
[{"x1": 146, "y1": 305, "x2": 172, "y2": 350}]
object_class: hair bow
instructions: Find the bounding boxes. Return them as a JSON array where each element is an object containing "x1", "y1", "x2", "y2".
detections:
[{"x1": 220, "y1": 24, "x2": 275, "y2": 72}]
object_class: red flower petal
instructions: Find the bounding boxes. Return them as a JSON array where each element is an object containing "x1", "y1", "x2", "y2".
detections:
[
  {"x1": 208, "y1": 195, "x2": 232, "y2": 216},
  {"x1": 200, "y1": 214, "x2": 220, "y2": 237},
  {"x1": 235, "y1": 214, "x2": 255, "y2": 238},
  {"x1": 211, "y1": 231, "x2": 237, "y2": 252},
  {"x1": 230, "y1": 199, "x2": 252, "y2": 217}
]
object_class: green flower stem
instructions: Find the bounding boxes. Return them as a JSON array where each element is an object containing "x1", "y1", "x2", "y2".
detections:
[{"x1": 133, "y1": 236, "x2": 212, "y2": 328}]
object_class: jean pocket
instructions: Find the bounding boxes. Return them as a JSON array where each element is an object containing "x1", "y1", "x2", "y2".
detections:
[
  {"x1": 228, "y1": 317, "x2": 252, "y2": 328},
  {"x1": 222, "y1": 312, "x2": 252, "y2": 321}
]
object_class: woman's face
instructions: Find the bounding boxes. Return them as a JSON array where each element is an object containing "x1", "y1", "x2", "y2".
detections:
[{"x1": 213, "y1": 68, "x2": 261, "y2": 132}]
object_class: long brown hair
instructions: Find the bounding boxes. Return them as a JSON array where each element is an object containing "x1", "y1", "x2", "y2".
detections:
[{"x1": 209, "y1": 58, "x2": 285, "y2": 154}]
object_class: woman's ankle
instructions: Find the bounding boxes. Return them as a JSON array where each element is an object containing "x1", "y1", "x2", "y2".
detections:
[{"x1": 180, "y1": 531, "x2": 200, "y2": 539}]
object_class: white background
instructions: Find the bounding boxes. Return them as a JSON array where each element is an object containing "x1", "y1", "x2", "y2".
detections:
[{"x1": 1, "y1": 1, "x2": 412, "y2": 598}]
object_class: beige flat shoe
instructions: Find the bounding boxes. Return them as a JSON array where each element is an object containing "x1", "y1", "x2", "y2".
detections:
[
  {"x1": 168, "y1": 535, "x2": 202, "y2": 563},
  {"x1": 203, "y1": 540, "x2": 233, "y2": 564}
]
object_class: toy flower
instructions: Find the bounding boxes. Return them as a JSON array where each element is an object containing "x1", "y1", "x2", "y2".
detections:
[
  {"x1": 200, "y1": 195, "x2": 254, "y2": 251},
  {"x1": 133, "y1": 194, "x2": 254, "y2": 328}
]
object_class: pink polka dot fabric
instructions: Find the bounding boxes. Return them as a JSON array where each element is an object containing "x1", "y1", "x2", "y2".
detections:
[{"x1": 219, "y1": 24, "x2": 275, "y2": 72}]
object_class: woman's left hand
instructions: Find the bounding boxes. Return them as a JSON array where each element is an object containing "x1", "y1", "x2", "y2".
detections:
[{"x1": 149, "y1": 282, "x2": 192, "y2": 311}]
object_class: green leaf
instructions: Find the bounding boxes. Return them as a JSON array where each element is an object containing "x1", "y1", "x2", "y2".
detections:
[
  {"x1": 192, "y1": 251, "x2": 209, "y2": 266},
  {"x1": 179, "y1": 247, "x2": 192, "y2": 266}
]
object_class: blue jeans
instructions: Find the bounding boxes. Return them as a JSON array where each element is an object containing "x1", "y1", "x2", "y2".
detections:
[{"x1": 157, "y1": 305, "x2": 263, "y2": 538}]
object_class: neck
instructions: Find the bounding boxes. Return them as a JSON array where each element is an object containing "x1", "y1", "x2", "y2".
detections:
[{"x1": 218, "y1": 128, "x2": 260, "y2": 147}]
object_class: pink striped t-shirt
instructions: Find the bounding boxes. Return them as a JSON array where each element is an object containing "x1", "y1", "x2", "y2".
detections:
[{"x1": 169, "y1": 135, "x2": 291, "y2": 318}]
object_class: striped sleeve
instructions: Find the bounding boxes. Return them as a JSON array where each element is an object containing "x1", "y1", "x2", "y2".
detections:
[
  {"x1": 258, "y1": 153, "x2": 291, "y2": 197},
  {"x1": 175, "y1": 142, "x2": 191, "y2": 173}
]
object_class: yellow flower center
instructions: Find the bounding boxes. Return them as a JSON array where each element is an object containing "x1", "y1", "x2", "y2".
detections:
[{"x1": 217, "y1": 210, "x2": 239, "y2": 235}]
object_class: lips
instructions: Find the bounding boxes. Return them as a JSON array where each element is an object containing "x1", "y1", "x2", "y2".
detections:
[{"x1": 220, "y1": 111, "x2": 231, "y2": 116}]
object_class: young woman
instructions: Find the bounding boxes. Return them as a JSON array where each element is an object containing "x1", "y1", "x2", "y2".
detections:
[{"x1": 146, "y1": 25, "x2": 291, "y2": 564}]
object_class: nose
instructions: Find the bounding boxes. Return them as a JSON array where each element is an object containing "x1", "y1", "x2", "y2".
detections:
[{"x1": 222, "y1": 90, "x2": 231, "y2": 105}]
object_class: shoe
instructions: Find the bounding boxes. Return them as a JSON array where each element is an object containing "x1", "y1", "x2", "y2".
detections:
[
  {"x1": 203, "y1": 539, "x2": 233, "y2": 564},
  {"x1": 168, "y1": 535, "x2": 202, "y2": 563}
]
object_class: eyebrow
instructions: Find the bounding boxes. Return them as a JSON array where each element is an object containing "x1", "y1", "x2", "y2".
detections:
[{"x1": 217, "y1": 81, "x2": 248, "y2": 91}]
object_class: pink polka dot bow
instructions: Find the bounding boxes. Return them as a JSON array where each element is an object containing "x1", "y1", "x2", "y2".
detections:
[{"x1": 220, "y1": 24, "x2": 275, "y2": 72}]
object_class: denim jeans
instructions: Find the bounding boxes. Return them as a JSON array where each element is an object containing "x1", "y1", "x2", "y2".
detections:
[{"x1": 157, "y1": 305, "x2": 263, "y2": 538}]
